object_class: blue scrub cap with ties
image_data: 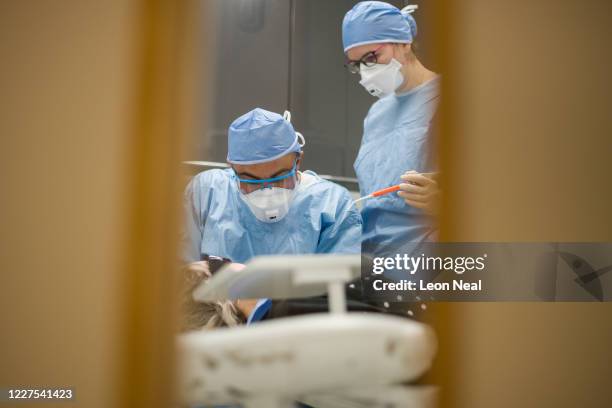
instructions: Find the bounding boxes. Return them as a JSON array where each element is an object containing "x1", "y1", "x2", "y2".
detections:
[
  {"x1": 342, "y1": 1, "x2": 418, "y2": 53},
  {"x1": 227, "y1": 108, "x2": 305, "y2": 165}
]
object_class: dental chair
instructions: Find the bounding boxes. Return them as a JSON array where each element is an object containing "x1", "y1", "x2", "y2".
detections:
[{"x1": 178, "y1": 255, "x2": 438, "y2": 408}]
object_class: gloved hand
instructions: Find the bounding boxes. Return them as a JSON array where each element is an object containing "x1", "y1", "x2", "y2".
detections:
[
  {"x1": 183, "y1": 261, "x2": 211, "y2": 287},
  {"x1": 398, "y1": 170, "x2": 441, "y2": 215}
]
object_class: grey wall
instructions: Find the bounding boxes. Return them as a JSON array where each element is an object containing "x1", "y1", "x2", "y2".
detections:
[{"x1": 198, "y1": 0, "x2": 433, "y2": 179}]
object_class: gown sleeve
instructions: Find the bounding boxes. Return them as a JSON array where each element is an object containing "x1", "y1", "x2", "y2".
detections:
[
  {"x1": 315, "y1": 187, "x2": 363, "y2": 254},
  {"x1": 181, "y1": 173, "x2": 208, "y2": 263}
]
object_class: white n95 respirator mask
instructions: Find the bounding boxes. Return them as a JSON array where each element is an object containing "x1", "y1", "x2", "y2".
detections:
[
  {"x1": 240, "y1": 187, "x2": 296, "y2": 223},
  {"x1": 359, "y1": 58, "x2": 404, "y2": 98}
]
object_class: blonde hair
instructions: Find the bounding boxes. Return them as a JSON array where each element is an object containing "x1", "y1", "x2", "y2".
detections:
[{"x1": 180, "y1": 262, "x2": 246, "y2": 331}]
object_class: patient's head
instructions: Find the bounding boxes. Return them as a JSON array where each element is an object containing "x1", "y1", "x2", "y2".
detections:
[
  {"x1": 181, "y1": 261, "x2": 251, "y2": 330},
  {"x1": 182, "y1": 298, "x2": 245, "y2": 330}
]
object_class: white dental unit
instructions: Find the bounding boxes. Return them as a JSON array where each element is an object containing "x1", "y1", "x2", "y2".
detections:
[{"x1": 178, "y1": 254, "x2": 438, "y2": 408}]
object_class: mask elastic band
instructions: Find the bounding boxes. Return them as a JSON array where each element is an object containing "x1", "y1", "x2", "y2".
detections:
[
  {"x1": 296, "y1": 132, "x2": 305, "y2": 147},
  {"x1": 401, "y1": 4, "x2": 418, "y2": 14}
]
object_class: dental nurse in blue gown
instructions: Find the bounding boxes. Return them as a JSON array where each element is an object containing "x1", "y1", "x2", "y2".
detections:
[{"x1": 342, "y1": 2, "x2": 441, "y2": 257}]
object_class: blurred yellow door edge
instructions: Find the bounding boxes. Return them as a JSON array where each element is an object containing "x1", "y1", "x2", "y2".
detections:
[
  {"x1": 118, "y1": 1, "x2": 205, "y2": 407},
  {"x1": 429, "y1": 1, "x2": 612, "y2": 408},
  {"x1": 0, "y1": 0, "x2": 204, "y2": 406}
]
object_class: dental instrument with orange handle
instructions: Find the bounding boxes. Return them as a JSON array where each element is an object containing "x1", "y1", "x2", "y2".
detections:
[{"x1": 349, "y1": 184, "x2": 401, "y2": 209}]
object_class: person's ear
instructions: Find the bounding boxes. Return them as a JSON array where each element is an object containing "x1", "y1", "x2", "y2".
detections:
[
  {"x1": 404, "y1": 43, "x2": 416, "y2": 62},
  {"x1": 296, "y1": 152, "x2": 303, "y2": 169},
  {"x1": 394, "y1": 43, "x2": 411, "y2": 63}
]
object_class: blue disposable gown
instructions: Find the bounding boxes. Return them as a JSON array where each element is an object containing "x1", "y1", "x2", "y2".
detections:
[
  {"x1": 355, "y1": 76, "x2": 440, "y2": 257},
  {"x1": 182, "y1": 169, "x2": 362, "y2": 264}
]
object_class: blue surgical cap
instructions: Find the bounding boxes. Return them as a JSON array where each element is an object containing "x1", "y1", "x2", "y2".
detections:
[
  {"x1": 342, "y1": 2, "x2": 418, "y2": 53},
  {"x1": 227, "y1": 108, "x2": 303, "y2": 165}
]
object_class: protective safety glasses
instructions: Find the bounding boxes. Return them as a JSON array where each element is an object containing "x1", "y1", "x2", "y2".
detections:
[
  {"x1": 235, "y1": 161, "x2": 298, "y2": 194},
  {"x1": 344, "y1": 44, "x2": 385, "y2": 74}
]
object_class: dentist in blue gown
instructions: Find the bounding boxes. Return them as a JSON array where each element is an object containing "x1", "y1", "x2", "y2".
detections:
[
  {"x1": 183, "y1": 108, "x2": 362, "y2": 323},
  {"x1": 183, "y1": 107, "x2": 361, "y2": 260},
  {"x1": 342, "y1": 2, "x2": 441, "y2": 257}
]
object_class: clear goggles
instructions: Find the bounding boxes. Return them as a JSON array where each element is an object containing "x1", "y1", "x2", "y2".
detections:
[{"x1": 234, "y1": 161, "x2": 299, "y2": 194}]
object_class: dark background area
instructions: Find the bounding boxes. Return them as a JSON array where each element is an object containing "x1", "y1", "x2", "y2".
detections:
[{"x1": 192, "y1": 0, "x2": 437, "y2": 179}]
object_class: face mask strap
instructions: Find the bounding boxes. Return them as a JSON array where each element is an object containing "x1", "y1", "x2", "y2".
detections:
[
  {"x1": 282, "y1": 111, "x2": 306, "y2": 148},
  {"x1": 401, "y1": 4, "x2": 418, "y2": 15},
  {"x1": 283, "y1": 110, "x2": 291, "y2": 123},
  {"x1": 296, "y1": 132, "x2": 305, "y2": 148}
]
